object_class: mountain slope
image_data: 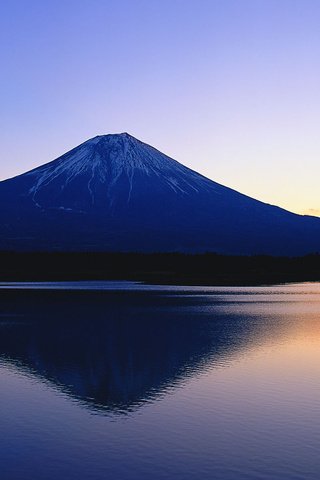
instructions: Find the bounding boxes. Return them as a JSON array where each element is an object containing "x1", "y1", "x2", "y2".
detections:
[{"x1": 0, "y1": 132, "x2": 319, "y2": 255}]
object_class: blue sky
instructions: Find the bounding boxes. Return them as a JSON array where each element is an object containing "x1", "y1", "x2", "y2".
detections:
[{"x1": 1, "y1": 0, "x2": 320, "y2": 215}]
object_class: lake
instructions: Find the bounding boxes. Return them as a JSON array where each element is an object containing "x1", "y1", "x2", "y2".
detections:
[{"x1": 0, "y1": 282, "x2": 320, "y2": 479}]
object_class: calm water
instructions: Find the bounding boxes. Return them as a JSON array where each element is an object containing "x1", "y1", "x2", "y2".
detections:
[{"x1": 0, "y1": 282, "x2": 320, "y2": 480}]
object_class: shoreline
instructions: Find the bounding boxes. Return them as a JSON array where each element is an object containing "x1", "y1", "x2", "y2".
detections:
[{"x1": 0, "y1": 252, "x2": 319, "y2": 286}]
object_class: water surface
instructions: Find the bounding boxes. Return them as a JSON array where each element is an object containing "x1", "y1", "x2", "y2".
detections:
[{"x1": 0, "y1": 282, "x2": 320, "y2": 479}]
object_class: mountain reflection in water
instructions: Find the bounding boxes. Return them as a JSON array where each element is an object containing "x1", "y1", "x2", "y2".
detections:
[
  {"x1": 0, "y1": 288, "x2": 285, "y2": 414},
  {"x1": 2, "y1": 284, "x2": 320, "y2": 480}
]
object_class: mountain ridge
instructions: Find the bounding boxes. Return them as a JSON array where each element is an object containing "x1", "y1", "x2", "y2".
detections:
[{"x1": 0, "y1": 133, "x2": 319, "y2": 255}]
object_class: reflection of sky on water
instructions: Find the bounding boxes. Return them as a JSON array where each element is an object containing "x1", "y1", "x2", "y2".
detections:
[{"x1": 1, "y1": 283, "x2": 320, "y2": 480}]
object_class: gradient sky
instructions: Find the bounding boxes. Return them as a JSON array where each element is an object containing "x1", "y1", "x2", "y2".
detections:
[{"x1": 1, "y1": 0, "x2": 320, "y2": 216}]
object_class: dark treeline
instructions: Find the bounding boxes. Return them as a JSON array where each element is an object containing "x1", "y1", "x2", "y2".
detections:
[{"x1": 0, "y1": 251, "x2": 319, "y2": 285}]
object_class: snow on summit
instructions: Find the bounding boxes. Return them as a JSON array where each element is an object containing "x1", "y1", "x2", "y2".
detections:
[{"x1": 24, "y1": 133, "x2": 215, "y2": 209}]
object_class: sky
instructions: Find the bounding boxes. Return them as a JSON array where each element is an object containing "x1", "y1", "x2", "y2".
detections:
[{"x1": 1, "y1": 0, "x2": 319, "y2": 216}]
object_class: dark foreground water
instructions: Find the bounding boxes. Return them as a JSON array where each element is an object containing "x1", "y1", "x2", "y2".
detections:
[{"x1": 0, "y1": 282, "x2": 320, "y2": 480}]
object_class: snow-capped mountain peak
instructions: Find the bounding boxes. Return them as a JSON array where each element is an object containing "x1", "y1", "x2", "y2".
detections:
[
  {"x1": 21, "y1": 133, "x2": 215, "y2": 210},
  {"x1": 0, "y1": 133, "x2": 320, "y2": 255}
]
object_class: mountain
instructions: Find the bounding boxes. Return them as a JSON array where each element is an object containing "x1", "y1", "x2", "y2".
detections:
[{"x1": 0, "y1": 132, "x2": 319, "y2": 255}]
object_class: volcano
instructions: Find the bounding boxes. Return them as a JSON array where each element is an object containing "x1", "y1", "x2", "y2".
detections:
[{"x1": 0, "y1": 132, "x2": 319, "y2": 255}]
